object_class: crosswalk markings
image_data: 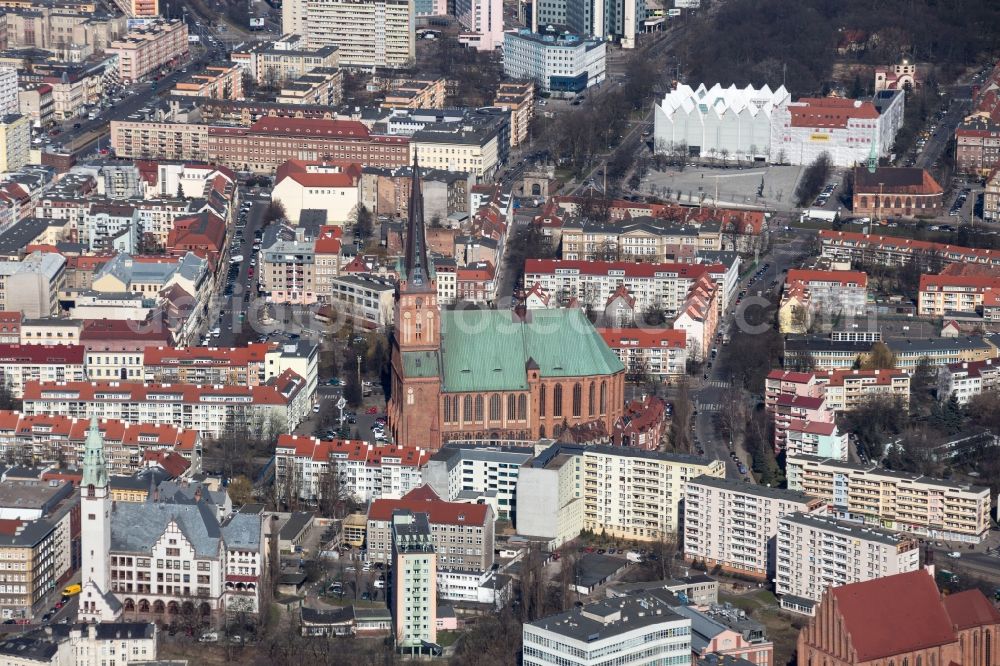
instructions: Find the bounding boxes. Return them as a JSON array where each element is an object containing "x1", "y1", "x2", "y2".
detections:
[
  {"x1": 707, "y1": 380, "x2": 730, "y2": 389},
  {"x1": 697, "y1": 403, "x2": 722, "y2": 412}
]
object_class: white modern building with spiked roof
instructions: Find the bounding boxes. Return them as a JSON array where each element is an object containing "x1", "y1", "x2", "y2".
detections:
[{"x1": 653, "y1": 82, "x2": 791, "y2": 162}]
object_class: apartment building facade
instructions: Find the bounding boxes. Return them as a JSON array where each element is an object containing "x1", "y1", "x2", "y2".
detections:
[
  {"x1": 786, "y1": 455, "x2": 992, "y2": 542},
  {"x1": 683, "y1": 476, "x2": 825, "y2": 580},
  {"x1": 783, "y1": 269, "x2": 868, "y2": 319},
  {"x1": 110, "y1": 116, "x2": 410, "y2": 173},
  {"x1": 817, "y1": 368, "x2": 911, "y2": 412},
  {"x1": 523, "y1": 259, "x2": 735, "y2": 319},
  {"x1": 937, "y1": 358, "x2": 1000, "y2": 404},
  {"x1": 366, "y1": 486, "x2": 494, "y2": 571},
  {"x1": 107, "y1": 19, "x2": 188, "y2": 83},
  {"x1": 21, "y1": 371, "x2": 311, "y2": 438},
  {"x1": 502, "y1": 30, "x2": 606, "y2": 96},
  {"x1": 0, "y1": 410, "x2": 200, "y2": 473},
  {"x1": 493, "y1": 81, "x2": 534, "y2": 147},
  {"x1": 302, "y1": 0, "x2": 415, "y2": 68},
  {"x1": 819, "y1": 229, "x2": 1000, "y2": 268},
  {"x1": 775, "y1": 512, "x2": 920, "y2": 615},
  {"x1": 560, "y1": 217, "x2": 723, "y2": 262},
  {"x1": 597, "y1": 328, "x2": 687, "y2": 380},
  {"x1": 583, "y1": 446, "x2": 725, "y2": 542},
  {"x1": 785, "y1": 420, "x2": 849, "y2": 461},
  {"x1": 274, "y1": 435, "x2": 430, "y2": 503},
  {"x1": 421, "y1": 443, "x2": 534, "y2": 520},
  {"x1": 391, "y1": 511, "x2": 437, "y2": 649},
  {"x1": 917, "y1": 273, "x2": 1000, "y2": 316},
  {"x1": 0, "y1": 343, "x2": 86, "y2": 397},
  {"x1": 0, "y1": 113, "x2": 29, "y2": 173},
  {"x1": 515, "y1": 444, "x2": 584, "y2": 546}
]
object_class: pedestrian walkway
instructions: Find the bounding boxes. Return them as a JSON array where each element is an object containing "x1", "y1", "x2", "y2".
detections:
[{"x1": 696, "y1": 402, "x2": 722, "y2": 412}]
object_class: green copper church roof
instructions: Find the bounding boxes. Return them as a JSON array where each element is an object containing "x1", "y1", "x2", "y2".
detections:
[
  {"x1": 402, "y1": 350, "x2": 441, "y2": 378},
  {"x1": 438, "y1": 308, "x2": 624, "y2": 393}
]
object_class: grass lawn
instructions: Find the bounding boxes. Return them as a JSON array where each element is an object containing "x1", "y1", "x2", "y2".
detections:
[
  {"x1": 436, "y1": 630, "x2": 461, "y2": 648},
  {"x1": 719, "y1": 589, "x2": 804, "y2": 666}
]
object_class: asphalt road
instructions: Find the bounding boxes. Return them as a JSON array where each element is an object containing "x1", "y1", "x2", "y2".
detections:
[
  {"x1": 914, "y1": 86, "x2": 972, "y2": 171},
  {"x1": 214, "y1": 198, "x2": 267, "y2": 347},
  {"x1": 692, "y1": 228, "x2": 810, "y2": 479}
]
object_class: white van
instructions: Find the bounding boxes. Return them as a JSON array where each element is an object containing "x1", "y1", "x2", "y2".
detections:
[{"x1": 230, "y1": 254, "x2": 244, "y2": 263}]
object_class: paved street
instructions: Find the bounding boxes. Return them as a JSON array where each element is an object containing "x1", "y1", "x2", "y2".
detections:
[{"x1": 692, "y1": 229, "x2": 810, "y2": 480}]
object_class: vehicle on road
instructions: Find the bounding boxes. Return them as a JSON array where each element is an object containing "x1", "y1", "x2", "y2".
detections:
[{"x1": 62, "y1": 584, "x2": 81, "y2": 597}]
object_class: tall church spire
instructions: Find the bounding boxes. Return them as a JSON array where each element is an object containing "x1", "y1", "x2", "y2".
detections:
[
  {"x1": 402, "y1": 152, "x2": 434, "y2": 291},
  {"x1": 81, "y1": 415, "x2": 108, "y2": 489}
]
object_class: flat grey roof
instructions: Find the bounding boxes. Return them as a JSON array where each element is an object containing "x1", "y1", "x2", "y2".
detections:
[
  {"x1": 687, "y1": 475, "x2": 816, "y2": 503},
  {"x1": 780, "y1": 511, "x2": 907, "y2": 545}
]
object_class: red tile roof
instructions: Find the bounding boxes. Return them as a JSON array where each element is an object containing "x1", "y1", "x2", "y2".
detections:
[
  {"x1": 766, "y1": 370, "x2": 816, "y2": 384},
  {"x1": 830, "y1": 570, "x2": 957, "y2": 661},
  {"x1": 597, "y1": 328, "x2": 686, "y2": 349},
  {"x1": 776, "y1": 394, "x2": 825, "y2": 410},
  {"x1": 919, "y1": 273, "x2": 1000, "y2": 291},
  {"x1": 0, "y1": 343, "x2": 84, "y2": 365},
  {"x1": 275, "y1": 434, "x2": 430, "y2": 468},
  {"x1": 786, "y1": 269, "x2": 868, "y2": 289},
  {"x1": 820, "y1": 230, "x2": 1000, "y2": 263},
  {"x1": 942, "y1": 589, "x2": 1000, "y2": 629},
  {"x1": 248, "y1": 117, "x2": 371, "y2": 139},
  {"x1": 143, "y1": 449, "x2": 191, "y2": 477},
  {"x1": 275, "y1": 160, "x2": 362, "y2": 188},
  {"x1": 786, "y1": 419, "x2": 836, "y2": 435},
  {"x1": 0, "y1": 410, "x2": 199, "y2": 452},
  {"x1": 23, "y1": 371, "x2": 305, "y2": 406},
  {"x1": 143, "y1": 343, "x2": 272, "y2": 367},
  {"x1": 820, "y1": 368, "x2": 908, "y2": 386},
  {"x1": 789, "y1": 97, "x2": 880, "y2": 128},
  {"x1": 367, "y1": 484, "x2": 490, "y2": 525}
]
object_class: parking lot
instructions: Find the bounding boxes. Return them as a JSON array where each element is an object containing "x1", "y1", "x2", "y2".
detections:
[{"x1": 641, "y1": 164, "x2": 806, "y2": 212}]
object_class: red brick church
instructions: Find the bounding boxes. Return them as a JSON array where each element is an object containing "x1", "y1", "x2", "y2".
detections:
[{"x1": 388, "y1": 160, "x2": 627, "y2": 450}]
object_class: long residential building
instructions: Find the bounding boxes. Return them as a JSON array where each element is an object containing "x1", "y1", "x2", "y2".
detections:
[
  {"x1": 937, "y1": 357, "x2": 1000, "y2": 404},
  {"x1": 583, "y1": 446, "x2": 725, "y2": 542},
  {"x1": 775, "y1": 512, "x2": 920, "y2": 616},
  {"x1": 275, "y1": 435, "x2": 430, "y2": 504},
  {"x1": 523, "y1": 259, "x2": 736, "y2": 319},
  {"x1": 819, "y1": 229, "x2": 1000, "y2": 268},
  {"x1": 515, "y1": 442, "x2": 584, "y2": 546},
  {"x1": 559, "y1": 217, "x2": 723, "y2": 262},
  {"x1": 20, "y1": 372, "x2": 311, "y2": 438},
  {"x1": 0, "y1": 410, "x2": 200, "y2": 473},
  {"x1": 107, "y1": 19, "x2": 188, "y2": 83},
  {"x1": 142, "y1": 341, "x2": 318, "y2": 400},
  {"x1": 683, "y1": 475, "x2": 825, "y2": 580},
  {"x1": 110, "y1": 116, "x2": 411, "y2": 174},
  {"x1": 917, "y1": 273, "x2": 1000, "y2": 316},
  {"x1": 786, "y1": 455, "x2": 992, "y2": 542}
]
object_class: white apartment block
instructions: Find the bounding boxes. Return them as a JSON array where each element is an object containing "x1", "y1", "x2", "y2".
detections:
[
  {"x1": 0, "y1": 67, "x2": 18, "y2": 117},
  {"x1": 775, "y1": 512, "x2": 920, "y2": 615},
  {"x1": 391, "y1": 511, "x2": 437, "y2": 649},
  {"x1": 21, "y1": 373, "x2": 310, "y2": 438},
  {"x1": 683, "y1": 475, "x2": 825, "y2": 580},
  {"x1": 515, "y1": 444, "x2": 584, "y2": 547},
  {"x1": 783, "y1": 269, "x2": 869, "y2": 319},
  {"x1": 786, "y1": 455, "x2": 992, "y2": 543},
  {"x1": 303, "y1": 0, "x2": 415, "y2": 68},
  {"x1": 274, "y1": 435, "x2": 430, "y2": 503},
  {"x1": 583, "y1": 446, "x2": 725, "y2": 542},
  {"x1": 502, "y1": 30, "x2": 606, "y2": 96},
  {"x1": 524, "y1": 594, "x2": 692, "y2": 666},
  {"x1": 816, "y1": 368, "x2": 911, "y2": 412},
  {"x1": 0, "y1": 343, "x2": 86, "y2": 398},
  {"x1": 523, "y1": 259, "x2": 736, "y2": 319},
  {"x1": 422, "y1": 443, "x2": 534, "y2": 520},
  {"x1": 937, "y1": 358, "x2": 1000, "y2": 405}
]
